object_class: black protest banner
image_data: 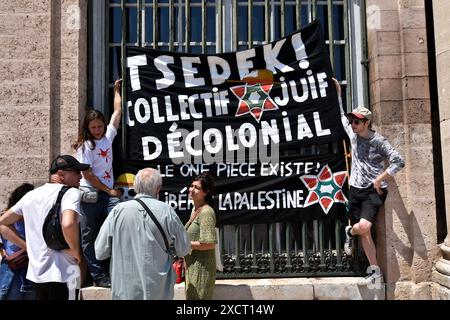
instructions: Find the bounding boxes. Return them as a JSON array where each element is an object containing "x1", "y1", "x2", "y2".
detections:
[{"x1": 116, "y1": 20, "x2": 348, "y2": 224}]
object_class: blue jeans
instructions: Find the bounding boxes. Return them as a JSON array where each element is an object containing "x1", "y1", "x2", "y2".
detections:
[
  {"x1": 80, "y1": 192, "x2": 120, "y2": 280},
  {"x1": 0, "y1": 260, "x2": 35, "y2": 300}
]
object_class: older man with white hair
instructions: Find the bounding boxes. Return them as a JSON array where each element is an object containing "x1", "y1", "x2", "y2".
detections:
[{"x1": 95, "y1": 168, "x2": 190, "y2": 300}]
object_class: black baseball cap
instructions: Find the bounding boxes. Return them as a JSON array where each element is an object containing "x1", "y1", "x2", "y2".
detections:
[{"x1": 49, "y1": 155, "x2": 90, "y2": 174}]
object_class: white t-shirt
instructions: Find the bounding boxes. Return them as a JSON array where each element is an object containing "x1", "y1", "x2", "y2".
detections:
[
  {"x1": 11, "y1": 183, "x2": 81, "y2": 284},
  {"x1": 76, "y1": 124, "x2": 117, "y2": 189}
]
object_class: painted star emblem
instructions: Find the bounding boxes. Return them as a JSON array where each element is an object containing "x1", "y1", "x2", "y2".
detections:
[
  {"x1": 98, "y1": 148, "x2": 111, "y2": 163},
  {"x1": 230, "y1": 83, "x2": 279, "y2": 122},
  {"x1": 299, "y1": 165, "x2": 348, "y2": 214}
]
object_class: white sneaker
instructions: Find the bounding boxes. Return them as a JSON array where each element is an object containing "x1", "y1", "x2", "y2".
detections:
[
  {"x1": 357, "y1": 272, "x2": 384, "y2": 287},
  {"x1": 344, "y1": 225, "x2": 354, "y2": 256}
]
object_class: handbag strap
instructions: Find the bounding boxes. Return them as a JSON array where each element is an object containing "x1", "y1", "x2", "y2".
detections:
[
  {"x1": 135, "y1": 198, "x2": 170, "y2": 252},
  {"x1": 52, "y1": 185, "x2": 71, "y2": 218},
  {"x1": 57, "y1": 185, "x2": 71, "y2": 204}
]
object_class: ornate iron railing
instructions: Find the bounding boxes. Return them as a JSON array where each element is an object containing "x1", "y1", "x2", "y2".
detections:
[{"x1": 217, "y1": 220, "x2": 367, "y2": 278}]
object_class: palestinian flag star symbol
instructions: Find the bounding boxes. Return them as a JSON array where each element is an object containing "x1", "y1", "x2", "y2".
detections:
[
  {"x1": 230, "y1": 83, "x2": 279, "y2": 122},
  {"x1": 299, "y1": 165, "x2": 348, "y2": 214}
]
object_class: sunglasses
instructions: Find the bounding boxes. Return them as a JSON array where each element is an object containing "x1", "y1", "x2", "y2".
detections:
[
  {"x1": 62, "y1": 169, "x2": 81, "y2": 174},
  {"x1": 348, "y1": 119, "x2": 365, "y2": 125}
]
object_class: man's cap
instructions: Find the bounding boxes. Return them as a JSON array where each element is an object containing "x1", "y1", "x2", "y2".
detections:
[
  {"x1": 347, "y1": 106, "x2": 372, "y2": 120},
  {"x1": 49, "y1": 155, "x2": 90, "y2": 174}
]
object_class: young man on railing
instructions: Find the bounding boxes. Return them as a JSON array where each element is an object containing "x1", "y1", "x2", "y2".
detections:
[{"x1": 333, "y1": 78, "x2": 405, "y2": 286}]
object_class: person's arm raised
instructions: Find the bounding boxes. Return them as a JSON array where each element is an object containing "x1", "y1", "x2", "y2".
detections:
[
  {"x1": 332, "y1": 77, "x2": 353, "y2": 138},
  {"x1": 110, "y1": 79, "x2": 122, "y2": 130}
]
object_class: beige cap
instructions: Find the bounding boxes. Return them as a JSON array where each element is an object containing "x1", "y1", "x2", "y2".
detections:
[{"x1": 347, "y1": 106, "x2": 372, "y2": 120}]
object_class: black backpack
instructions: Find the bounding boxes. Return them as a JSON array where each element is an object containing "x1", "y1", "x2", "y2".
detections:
[{"x1": 42, "y1": 185, "x2": 72, "y2": 250}]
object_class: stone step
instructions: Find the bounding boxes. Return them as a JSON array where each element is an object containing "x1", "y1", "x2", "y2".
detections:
[{"x1": 80, "y1": 277, "x2": 385, "y2": 300}]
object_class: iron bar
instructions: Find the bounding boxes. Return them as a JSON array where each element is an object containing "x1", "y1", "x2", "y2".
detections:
[
  {"x1": 185, "y1": 0, "x2": 191, "y2": 52},
  {"x1": 312, "y1": 0, "x2": 317, "y2": 21},
  {"x1": 280, "y1": 0, "x2": 285, "y2": 37},
  {"x1": 169, "y1": 0, "x2": 174, "y2": 51},
  {"x1": 286, "y1": 222, "x2": 292, "y2": 272},
  {"x1": 153, "y1": 0, "x2": 158, "y2": 49},
  {"x1": 327, "y1": 0, "x2": 334, "y2": 70},
  {"x1": 217, "y1": 0, "x2": 222, "y2": 52},
  {"x1": 319, "y1": 220, "x2": 326, "y2": 271},
  {"x1": 202, "y1": 0, "x2": 207, "y2": 53},
  {"x1": 296, "y1": 0, "x2": 302, "y2": 30},
  {"x1": 234, "y1": 225, "x2": 241, "y2": 272},
  {"x1": 269, "y1": 223, "x2": 274, "y2": 273},
  {"x1": 251, "y1": 224, "x2": 257, "y2": 271},
  {"x1": 232, "y1": 0, "x2": 238, "y2": 51},
  {"x1": 248, "y1": 0, "x2": 253, "y2": 48},
  {"x1": 265, "y1": 0, "x2": 270, "y2": 43},
  {"x1": 335, "y1": 218, "x2": 343, "y2": 271},
  {"x1": 120, "y1": 0, "x2": 127, "y2": 155},
  {"x1": 302, "y1": 221, "x2": 309, "y2": 272},
  {"x1": 343, "y1": 0, "x2": 351, "y2": 109}
]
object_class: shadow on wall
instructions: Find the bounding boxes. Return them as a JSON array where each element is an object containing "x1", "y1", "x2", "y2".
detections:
[{"x1": 377, "y1": 180, "x2": 428, "y2": 284}]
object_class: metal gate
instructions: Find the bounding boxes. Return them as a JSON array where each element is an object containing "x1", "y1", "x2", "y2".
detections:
[
  {"x1": 218, "y1": 142, "x2": 366, "y2": 278},
  {"x1": 93, "y1": 0, "x2": 369, "y2": 277}
]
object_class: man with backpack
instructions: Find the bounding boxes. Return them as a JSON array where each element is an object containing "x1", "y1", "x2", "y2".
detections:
[{"x1": 0, "y1": 155, "x2": 90, "y2": 299}]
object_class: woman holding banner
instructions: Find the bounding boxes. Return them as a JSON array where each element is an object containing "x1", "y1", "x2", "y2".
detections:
[
  {"x1": 72, "y1": 79, "x2": 123, "y2": 288},
  {"x1": 184, "y1": 172, "x2": 217, "y2": 300}
]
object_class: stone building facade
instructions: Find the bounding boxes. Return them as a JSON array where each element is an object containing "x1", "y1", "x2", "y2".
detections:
[
  {"x1": 0, "y1": 0, "x2": 87, "y2": 204},
  {"x1": 0, "y1": 0, "x2": 449, "y2": 299}
]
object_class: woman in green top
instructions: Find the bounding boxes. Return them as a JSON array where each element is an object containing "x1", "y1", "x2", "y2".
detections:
[{"x1": 184, "y1": 172, "x2": 217, "y2": 300}]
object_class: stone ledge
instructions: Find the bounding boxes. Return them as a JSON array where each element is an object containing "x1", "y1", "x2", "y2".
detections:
[
  {"x1": 436, "y1": 258, "x2": 450, "y2": 276},
  {"x1": 431, "y1": 282, "x2": 450, "y2": 300},
  {"x1": 432, "y1": 270, "x2": 450, "y2": 289},
  {"x1": 80, "y1": 277, "x2": 385, "y2": 300},
  {"x1": 440, "y1": 243, "x2": 450, "y2": 260}
]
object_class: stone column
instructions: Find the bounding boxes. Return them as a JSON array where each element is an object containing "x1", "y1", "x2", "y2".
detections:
[
  {"x1": 367, "y1": 0, "x2": 438, "y2": 299},
  {"x1": 50, "y1": 0, "x2": 88, "y2": 158},
  {"x1": 431, "y1": 0, "x2": 450, "y2": 298}
]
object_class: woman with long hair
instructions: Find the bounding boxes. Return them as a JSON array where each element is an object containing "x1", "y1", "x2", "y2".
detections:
[
  {"x1": 184, "y1": 172, "x2": 217, "y2": 300},
  {"x1": 0, "y1": 183, "x2": 35, "y2": 300},
  {"x1": 72, "y1": 79, "x2": 123, "y2": 288}
]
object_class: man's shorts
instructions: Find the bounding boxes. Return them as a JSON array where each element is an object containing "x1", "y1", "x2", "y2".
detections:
[{"x1": 348, "y1": 186, "x2": 388, "y2": 224}]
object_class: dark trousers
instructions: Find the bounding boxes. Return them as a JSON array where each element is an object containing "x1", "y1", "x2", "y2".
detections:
[
  {"x1": 80, "y1": 192, "x2": 120, "y2": 281},
  {"x1": 35, "y1": 282, "x2": 68, "y2": 300}
]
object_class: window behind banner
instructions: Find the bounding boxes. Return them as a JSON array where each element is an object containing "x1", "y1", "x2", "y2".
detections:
[{"x1": 88, "y1": 0, "x2": 369, "y2": 277}]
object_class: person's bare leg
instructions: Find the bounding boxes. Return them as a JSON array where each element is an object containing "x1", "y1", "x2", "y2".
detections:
[{"x1": 351, "y1": 218, "x2": 378, "y2": 266}]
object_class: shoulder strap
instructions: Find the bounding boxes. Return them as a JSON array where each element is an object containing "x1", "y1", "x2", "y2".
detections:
[
  {"x1": 135, "y1": 198, "x2": 170, "y2": 252},
  {"x1": 56, "y1": 185, "x2": 71, "y2": 204}
]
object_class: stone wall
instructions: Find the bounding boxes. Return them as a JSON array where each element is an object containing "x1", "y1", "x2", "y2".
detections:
[
  {"x1": 0, "y1": 0, "x2": 87, "y2": 208},
  {"x1": 367, "y1": 0, "x2": 439, "y2": 299},
  {"x1": 432, "y1": 0, "x2": 450, "y2": 297}
]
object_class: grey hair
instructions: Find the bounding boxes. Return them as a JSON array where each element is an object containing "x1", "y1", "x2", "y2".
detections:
[{"x1": 134, "y1": 168, "x2": 162, "y2": 197}]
